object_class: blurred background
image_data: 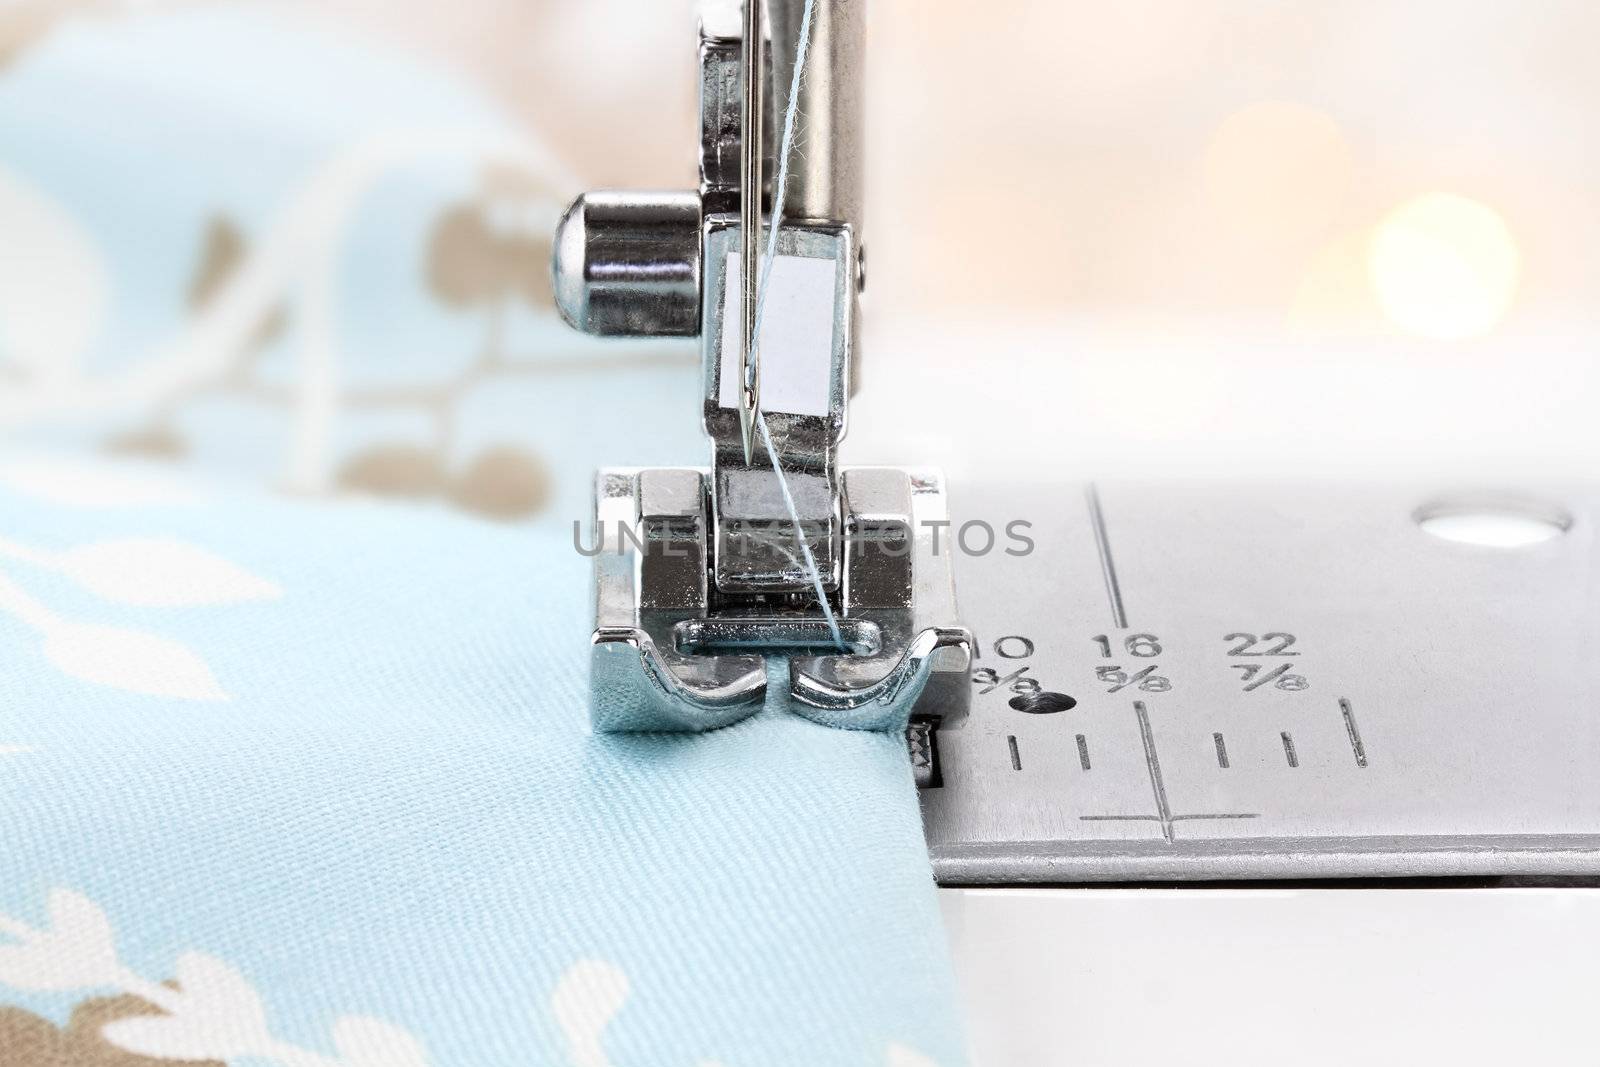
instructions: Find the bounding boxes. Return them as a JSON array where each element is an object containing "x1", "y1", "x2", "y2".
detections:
[{"x1": 3, "y1": 0, "x2": 1597, "y2": 525}]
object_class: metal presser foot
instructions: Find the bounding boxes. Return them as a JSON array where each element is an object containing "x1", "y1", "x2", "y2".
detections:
[{"x1": 552, "y1": 0, "x2": 972, "y2": 732}]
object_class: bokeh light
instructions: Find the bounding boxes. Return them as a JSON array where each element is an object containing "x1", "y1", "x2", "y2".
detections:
[
  {"x1": 1368, "y1": 193, "x2": 1520, "y2": 340},
  {"x1": 1202, "y1": 101, "x2": 1353, "y2": 248}
]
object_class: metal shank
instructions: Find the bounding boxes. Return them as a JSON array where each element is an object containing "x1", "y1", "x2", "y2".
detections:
[
  {"x1": 769, "y1": 0, "x2": 865, "y2": 391},
  {"x1": 768, "y1": 0, "x2": 865, "y2": 231}
]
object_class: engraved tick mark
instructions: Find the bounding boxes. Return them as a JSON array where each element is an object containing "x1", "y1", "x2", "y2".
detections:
[
  {"x1": 1085, "y1": 484, "x2": 1128, "y2": 629},
  {"x1": 1213, "y1": 732, "x2": 1230, "y2": 769},
  {"x1": 1340, "y1": 697, "x2": 1369, "y2": 767},
  {"x1": 1079, "y1": 703, "x2": 1259, "y2": 840},
  {"x1": 1007, "y1": 735, "x2": 1021, "y2": 771},
  {"x1": 1076, "y1": 733, "x2": 1092, "y2": 771},
  {"x1": 1281, "y1": 731, "x2": 1299, "y2": 768},
  {"x1": 1135, "y1": 701, "x2": 1174, "y2": 842}
]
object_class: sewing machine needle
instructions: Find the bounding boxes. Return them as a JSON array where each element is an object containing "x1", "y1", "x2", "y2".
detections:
[{"x1": 739, "y1": 0, "x2": 764, "y2": 465}]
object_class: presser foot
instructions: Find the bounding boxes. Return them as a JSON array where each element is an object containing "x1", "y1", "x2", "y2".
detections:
[{"x1": 588, "y1": 466, "x2": 973, "y2": 733}]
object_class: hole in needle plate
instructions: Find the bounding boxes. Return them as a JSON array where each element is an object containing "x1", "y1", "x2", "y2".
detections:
[
  {"x1": 1416, "y1": 495, "x2": 1572, "y2": 548},
  {"x1": 1009, "y1": 692, "x2": 1078, "y2": 714}
]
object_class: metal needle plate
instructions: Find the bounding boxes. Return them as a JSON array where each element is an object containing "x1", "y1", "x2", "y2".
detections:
[{"x1": 923, "y1": 481, "x2": 1600, "y2": 883}]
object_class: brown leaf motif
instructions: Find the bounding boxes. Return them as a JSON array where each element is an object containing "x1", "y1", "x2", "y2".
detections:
[
  {"x1": 336, "y1": 445, "x2": 449, "y2": 499},
  {"x1": 0, "y1": 992, "x2": 224, "y2": 1067},
  {"x1": 184, "y1": 216, "x2": 286, "y2": 344},
  {"x1": 449, "y1": 447, "x2": 552, "y2": 521},
  {"x1": 102, "y1": 425, "x2": 188, "y2": 461},
  {"x1": 424, "y1": 202, "x2": 553, "y2": 311}
]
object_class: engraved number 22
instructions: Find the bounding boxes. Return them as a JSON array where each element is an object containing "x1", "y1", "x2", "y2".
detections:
[{"x1": 1224, "y1": 632, "x2": 1298, "y2": 656}]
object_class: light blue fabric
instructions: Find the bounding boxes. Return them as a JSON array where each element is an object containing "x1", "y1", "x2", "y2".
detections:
[
  {"x1": 0, "y1": 460, "x2": 963, "y2": 1064},
  {"x1": 0, "y1": 2, "x2": 701, "y2": 517}
]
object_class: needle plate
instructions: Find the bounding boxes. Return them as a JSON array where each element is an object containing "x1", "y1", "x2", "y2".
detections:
[{"x1": 922, "y1": 482, "x2": 1600, "y2": 883}]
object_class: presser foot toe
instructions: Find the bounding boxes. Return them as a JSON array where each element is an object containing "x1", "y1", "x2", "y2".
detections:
[
  {"x1": 788, "y1": 626, "x2": 974, "y2": 731},
  {"x1": 589, "y1": 628, "x2": 767, "y2": 733}
]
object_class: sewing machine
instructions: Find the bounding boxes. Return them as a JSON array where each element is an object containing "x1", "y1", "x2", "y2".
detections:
[{"x1": 549, "y1": 2, "x2": 1600, "y2": 1062}]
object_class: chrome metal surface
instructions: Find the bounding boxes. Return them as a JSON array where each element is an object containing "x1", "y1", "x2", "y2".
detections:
[
  {"x1": 788, "y1": 468, "x2": 972, "y2": 730},
  {"x1": 590, "y1": 465, "x2": 972, "y2": 732},
  {"x1": 702, "y1": 220, "x2": 851, "y2": 594},
  {"x1": 699, "y1": 20, "x2": 769, "y2": 216},
  {"x1": 770, "y1": 0, "x2": 864, "y2": 391},
  {"x1": 558, "y1": 3, "x2": 956, "y2": 733},
  {"x1": 920, "y1": 480, "x2": 1600, "y2": 882},
  {"x1": 768, "y1": 0, "x2": 864, "y2": 230},
  {"x1": 737, "y1": 0, "x2": 764, "y2": 464},
  {"x1": 551, "y1": 192, "x2": 702, "y2": 337},
  {"x1": 550, "y1": 2, "x2": 862, "y2": 368}
]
